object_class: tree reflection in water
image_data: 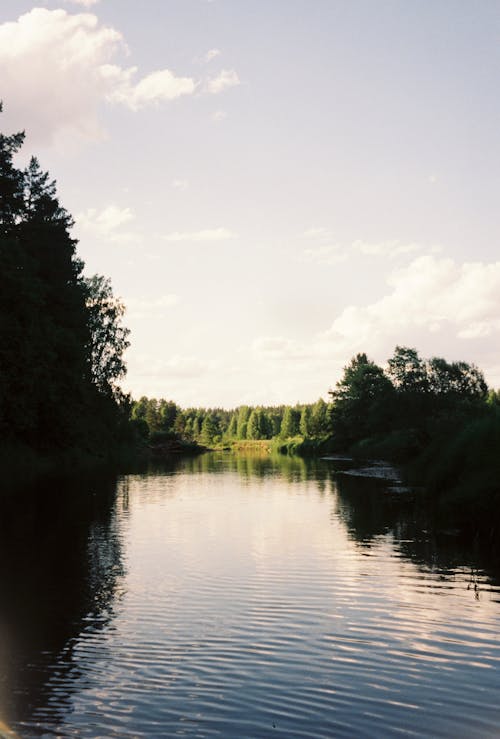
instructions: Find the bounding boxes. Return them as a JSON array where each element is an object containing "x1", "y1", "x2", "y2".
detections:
[
  {"x1": 164, "y1": 450, "x2": 500, "y2": 588},
  {"x1": 332, "y1": 465, "x2": 500, "y2": 590},
  {"x1": 0, "y1": 469, "x2": 124, "y2": 732}
]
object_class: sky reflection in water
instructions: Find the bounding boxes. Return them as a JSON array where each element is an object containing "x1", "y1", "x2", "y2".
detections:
[{"x1": 0, "y1": 453, "x2": 499, "y2": 738}]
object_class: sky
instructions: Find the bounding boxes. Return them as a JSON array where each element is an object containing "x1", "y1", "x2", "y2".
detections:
[{"x1": 1, "y1": 0, "x2": 500, "y2": 407}]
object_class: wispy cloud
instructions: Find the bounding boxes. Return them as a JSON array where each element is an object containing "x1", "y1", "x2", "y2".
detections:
[
  {"x1": 172, "y1": 179, "x2": 189, "y2": 191},
  {"x1": 206, "y1": 69, "x2": 240, "y2": 94},
  {"x1": 300, "y1": 229, "x2": 433, "y2": 264},
  {"x1": 127, "y1": 294, "x2": 180, "y2": 319},
  {"x1": 354, "y1": 239, "x2": 425, "y2": 257},
  {"x1": 76, "y1": 204, "x2": 137, "y2": 242},
  {"x1": 63, "y1": 0, "x2": 99, "y2": 6},
  {"x1": 163, "y1": 227, "x2": 236, "y2": 242},
  {"x1": 204, "y1": 48, "x2": 221, "y2": 63},
  {"x1": 211, "y1": 110, "x2": 227, "y2": 122}
]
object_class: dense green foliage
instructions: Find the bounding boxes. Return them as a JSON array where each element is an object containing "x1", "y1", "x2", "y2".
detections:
[
  {"x1": 329, "y1": 346, "x2": 499, "y2": 538},
  {"x1": 0, "y1": 107, "x2": 130, "y2": 458},
  {"x1": 329, "y1": 346, "x2": 489, "y2": 458},
  {"x1": 130, "y1": 396, "x2": 331, "y2": 447}
]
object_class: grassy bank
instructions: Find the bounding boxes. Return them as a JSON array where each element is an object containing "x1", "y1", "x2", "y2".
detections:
[{"x1": 229, "y1": 439, "x2": 273, "y2": 452}]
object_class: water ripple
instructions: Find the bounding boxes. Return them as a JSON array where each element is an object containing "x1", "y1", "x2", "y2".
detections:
[{"x1": 3, "y1": 457, "x2": 500, "y2": 738}]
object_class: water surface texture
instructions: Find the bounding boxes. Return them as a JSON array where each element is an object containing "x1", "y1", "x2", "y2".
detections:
[{"x1": 1, "y1": 453, "x2": 499, "y2": 738}]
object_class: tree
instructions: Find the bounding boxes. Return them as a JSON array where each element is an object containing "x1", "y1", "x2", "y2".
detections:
[
  {"x1": 247, "y1": 409, "x2": 262, "y2": 440},
  {"x1": 226, "y1": 413, "x2": 238, "y2": 439},
  {"x1": 201, "y1": 413, "x2": 218, "y2": 445},
  {"x1": 487, "y1": 389, "x2": 500, "y2": 407},
  {"x1": 85, "y1": 275, "x2": 130, "y2": 398},
  {"x1": 0, "y1": 103, "x2": 25, "y2": 231},
  {"x1": 387, "y1": 346, "x2": 428, "y2": 393},
  {"x1": 259, "y1": 409, "x2": 273, "y2": 439},
  {"x1": 299, "y1": 406, "x2": 311, "y2": 437},
  {"x1": 426, "y1": 357, "x2": 487, "y2": 400},
  {"x1": 159, "y1": 400, "x2": 179, "y2": 432},
  {"x1": 329, "y1": 353, "x2": 395, "y2": 444},
  {"x1": 236, "y1": 406, "x2": 250, "y2": 439},
  {"x1": 182, "y1": 416, "x2": 192, "y2": 439},
  {"x1": 310, "y1": 398, "x2": 329, "y2": 436},
  {"x1": 192, "y1": 416, "x2": 201, "y2": 440},
  {"x1": 280, "y1": 406, "x2": 300, "y2": 438},
  {"x1": 0, "y1": 106, "x2": 131, "y2": 452},
  {"x1": 269, "y1": 409, "x2": 283, "y2": 437}
]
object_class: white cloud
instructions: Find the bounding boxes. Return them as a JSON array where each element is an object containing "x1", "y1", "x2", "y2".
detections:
[
  {"x1": 206, "y1": 69, "x2": 240, "y2": 94},
  {"x1": 354, "y1": 239, "x2": 424, "y2": 257},
  {"x1": 204, "y1": 48, "x2": 221, "y2": 63},
  {"x1": 302, "y1": 227, "x2": 330, "y2": 238},
  {"x1": 172, "y1": 179, "x2": 189, "y2": 191},
  {"x1": 0, "y1": 8, "x2": 196, "y2": 144},
  {"x1": 321, "y1": 255, "x2": 500, "y2": 362},
  {"x1": 76, "y1": 204, "x2": 136, "y2": 242},
  {"x1": 250, "y1": 256, "x2": 500, "y2": 390},
  {"x1": 301, "y1": 231, "x2": 433, "y2": 264},
  {"x1": 104, "y1": 66, "x2": 196, "y2": 111},
  {"x1": 211, "y1": 110, "x2": 227, "y2": 122},
  {"x1": 64, "y1": 0, "x2": 99, "y2": 6},
  {"x1": 163, "y1": 227, "x2": 236, "y2": 242}
]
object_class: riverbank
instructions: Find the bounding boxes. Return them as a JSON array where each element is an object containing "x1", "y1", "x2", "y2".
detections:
[
  {"x1": 0, "y1": 441, "x2": 145, "y2": 491},
  {"x1": 0, "y1": 433, "x2": 210, "y2": 492},
  {"x1": 148, "y1": 438, "x2": 207, "y2": 456}
]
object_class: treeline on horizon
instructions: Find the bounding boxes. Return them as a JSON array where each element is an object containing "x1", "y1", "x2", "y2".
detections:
[
  {"x1": 130, "y1": 397, "x2": 330, "y2": 446},
  {"x1": 0, "y1": 106, "x2": 131, "y2": 464},
  {"x1": 132, "y1": 347, "x2": 500, "y2": 539}
]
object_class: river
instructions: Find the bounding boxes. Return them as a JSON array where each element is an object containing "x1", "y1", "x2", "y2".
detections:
[{"x1": 0, "y1": 452, "x2": 499, "y2": 738}]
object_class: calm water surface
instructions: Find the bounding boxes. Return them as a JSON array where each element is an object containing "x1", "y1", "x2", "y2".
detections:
[{"x1": 0, "y1": 453, "x2": 499, "y2": 738}]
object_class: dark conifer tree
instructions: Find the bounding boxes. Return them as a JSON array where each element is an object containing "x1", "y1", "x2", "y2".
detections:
[{"x1": 0, "y1": 107, "x2": 130, "y2": 452}]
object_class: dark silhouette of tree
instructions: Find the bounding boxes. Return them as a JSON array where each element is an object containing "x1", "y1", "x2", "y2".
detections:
[
  {"x1": 387, "y1": 346, "x2": 428, "y2": 393},
  {"x1": 0, "y1": 103, "x2": 24, "y2": 230},
  {"x1": 0, "y1": 107, "x2": 130, "y2": 453},
  {"x1": 329, "y1": 353, "x2": 395, "y2": 445},
  {"x1": 426, "y1": 357, "x2": 487, "y2": 399}
]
